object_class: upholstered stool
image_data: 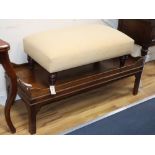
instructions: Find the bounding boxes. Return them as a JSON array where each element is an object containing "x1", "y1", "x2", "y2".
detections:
[{"x1": 23, "y1": 24, "x2": 134, "y2": 94}]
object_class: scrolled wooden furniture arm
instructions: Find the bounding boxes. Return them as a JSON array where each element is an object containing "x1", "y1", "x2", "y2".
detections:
[
  {"x1": 0, "y1": 39, "x2": 17, "y2": 133},
  {"x1": 0, "y1": 39, "x2": 10, "y2": 51}
]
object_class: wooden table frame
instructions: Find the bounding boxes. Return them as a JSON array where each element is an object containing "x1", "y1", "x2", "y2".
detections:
[
  {"x1": 0, "y1": 39, "x2": 17, "y2": 133},
  {"x1": 11, "y1": 55, "x2": 145, "y2": 134}
]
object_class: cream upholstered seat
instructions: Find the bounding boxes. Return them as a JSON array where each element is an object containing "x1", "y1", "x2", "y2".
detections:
[{"x1": 23, "y1": 24, "x2": 134, "y2": 73}]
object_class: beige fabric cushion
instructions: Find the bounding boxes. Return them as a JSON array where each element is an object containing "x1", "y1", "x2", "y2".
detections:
[{"x1": 23, "y1": 24, "x2": 134, "y2": 73}]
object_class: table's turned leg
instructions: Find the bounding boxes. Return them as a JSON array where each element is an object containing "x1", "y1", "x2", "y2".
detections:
[
  {"x1": 133, "y1": 46, "x2": 148, "y2": 95},
  {"x1": 0, "y1": 53, "x2": 17, "y2": 133},
  {"x1": 133, "y1": 71, "x2": 142, "y2": 95}
]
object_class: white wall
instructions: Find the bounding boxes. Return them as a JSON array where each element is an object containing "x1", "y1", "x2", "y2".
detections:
[{"x1": 0, "y1": 19, "x2": 119, "y2": 105}]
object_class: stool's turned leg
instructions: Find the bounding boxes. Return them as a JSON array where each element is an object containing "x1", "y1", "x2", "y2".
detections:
[
  {"x1": 49, "y1": 73, "x2": 57, "y2": 95},
  {"x1": 119, "y1": 55, "x2": 128, "y2": 67},
  {"x1": 49, "y1": 73, "x2": 57, "y2": 85},
  {"x1": 28, "y1": 105, "x2": 37, "y2": 134},
  {"x1": 0, "y1": 52, "x2": 17, "y2": 133},
  {"x1": 27, "y1": 56, "x2": 35, "y2": 69},
  {"x1": 94, "y1": 62, "x2": 100, "y2": 67},
  {"x1": 133, "y1": 71, "x2": 142, "y2": 95}
]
